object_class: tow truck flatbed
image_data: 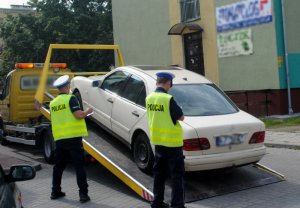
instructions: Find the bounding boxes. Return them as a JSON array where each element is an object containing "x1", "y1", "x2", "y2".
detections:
[{"x1": 84, "y1": 120, "x2": 284, "y2": 203}]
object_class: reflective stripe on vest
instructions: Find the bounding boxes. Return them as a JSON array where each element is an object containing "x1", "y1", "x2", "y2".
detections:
[
  {"x1": 50, "y1": 94, "x2": 88, "y2": 141},
  {"x1": 146, "y1": 92, "x2": 183, "y2": 147}
]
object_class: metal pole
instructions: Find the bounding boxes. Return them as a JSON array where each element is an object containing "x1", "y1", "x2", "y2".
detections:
[{"x1": 281, "y1": 0, "x2": 293, "y2": 114}]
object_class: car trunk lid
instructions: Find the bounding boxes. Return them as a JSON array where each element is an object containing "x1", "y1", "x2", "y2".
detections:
[{"x1": 182, "y1": 111, "x2": 265, "y2": 155}]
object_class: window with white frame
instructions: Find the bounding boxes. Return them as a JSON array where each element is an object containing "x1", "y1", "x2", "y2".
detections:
[{"x1": 180, "y1": 0, "x2": 200, "y2": 22}]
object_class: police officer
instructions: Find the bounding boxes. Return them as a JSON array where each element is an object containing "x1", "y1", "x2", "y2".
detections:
[
  {"x1": 50, "y1": 75, "x2": 93, "y2": 203},
  {"x1": 146, "y1": 72, "x2": 185, "y2": 208}
]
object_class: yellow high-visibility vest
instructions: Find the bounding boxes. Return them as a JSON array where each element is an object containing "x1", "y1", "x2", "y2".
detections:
[
  {"x1": 146, "y1": 92, "x2": 183, "y2": 147},
  {"x1": 50, "y1": 94, "x2": 88, "y2": 141}
]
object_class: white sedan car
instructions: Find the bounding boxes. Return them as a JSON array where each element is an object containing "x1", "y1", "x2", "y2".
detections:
[{"x1": 70, "y1": 65, "x2": 266, "y2": 172}]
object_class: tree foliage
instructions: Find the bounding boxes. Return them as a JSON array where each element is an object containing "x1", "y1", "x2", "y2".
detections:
[{"x1": 0, "y1": 0, "x2": 113, "y2": 83}]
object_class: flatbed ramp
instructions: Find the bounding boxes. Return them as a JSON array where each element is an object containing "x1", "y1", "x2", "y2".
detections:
[{"x1": 83, "y1": 121, "x2": 285, "y2": 203}]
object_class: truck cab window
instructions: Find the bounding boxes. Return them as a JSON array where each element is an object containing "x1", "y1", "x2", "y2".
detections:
[{"x1": 21, "y1": 75, "x2": 59, "y2": 90}]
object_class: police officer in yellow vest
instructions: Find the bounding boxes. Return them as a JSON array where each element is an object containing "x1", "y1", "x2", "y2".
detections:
[
  {"x1": 146, "y1": 72, "x2": 185, "y2": 208},
  {"x1": 50, "y1": 75, "x2": 93, "y2": 203}
]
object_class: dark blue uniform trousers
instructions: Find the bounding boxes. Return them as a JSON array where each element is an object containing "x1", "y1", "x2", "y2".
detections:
[
  {"x1": 52, "y1": 138, "x2": 88, "y2": 195},
  {"x1": 151, "y1": 145, "x2": 185, "y2": 208}
]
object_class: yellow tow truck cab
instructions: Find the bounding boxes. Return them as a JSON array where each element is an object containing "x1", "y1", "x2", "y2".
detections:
[{"x1": 0, "y1": 63, "x2": 73, "y2": 163}]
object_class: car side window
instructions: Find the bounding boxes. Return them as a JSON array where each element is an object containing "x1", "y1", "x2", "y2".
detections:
[
  {"x1": 100, "y1": 71, "x2": 129, "y2": 95},
  {"x1": 121, "y1": 75, "x2": 146, "y2": 107},
  {"x1": 136, "y1": 86, "x2": 146, "y2": 107}
]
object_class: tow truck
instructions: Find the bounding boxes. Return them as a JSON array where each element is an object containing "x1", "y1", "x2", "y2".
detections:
[
  {"x1": 32, "y1": 44, "x2": 285, "y2": 203},
  {"x1": 0, "y1": 60, "x2": 105, "y2": 163},
  {"x1": 0, "y1": 62, "x2": 73, "y2": 163}
]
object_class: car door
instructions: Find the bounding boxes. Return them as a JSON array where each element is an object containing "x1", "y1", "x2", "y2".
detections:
[
  {"x1": 111, "y1": 74, "x2": 147, "y2": 142},
  {"x1": 88, "y1": 71, "x2": 129, "y2": 129}
]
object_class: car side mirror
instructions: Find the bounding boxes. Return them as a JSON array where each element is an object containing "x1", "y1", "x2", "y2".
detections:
[
  {"x1": 8, "y1": 165, "x2": 36, "y2": 182},
  {"x1": 92, "y1": 80, "x2": 101, "y2": 88}
]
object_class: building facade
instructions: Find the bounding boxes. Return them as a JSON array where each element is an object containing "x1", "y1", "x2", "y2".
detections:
[{"x1": 112, "y1": 0, "x2": 299, "y2": 116}]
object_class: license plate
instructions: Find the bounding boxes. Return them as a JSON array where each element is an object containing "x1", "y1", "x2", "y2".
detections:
[{"x1": 215, "y1": 134, "x2": 246, "y2": 146}]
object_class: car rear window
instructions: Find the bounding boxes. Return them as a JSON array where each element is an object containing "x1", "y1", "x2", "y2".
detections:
[{"x1": 169, "y1": 84, "x2": 238, "y2": 116}]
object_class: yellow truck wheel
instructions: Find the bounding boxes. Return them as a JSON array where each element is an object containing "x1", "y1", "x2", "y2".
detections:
[
  {"x1": 42, "y1": 128, "x2": 55, "y2": 164},
  {"x1": 0, "y1": 117, "x2": 9, "y2": 146}
]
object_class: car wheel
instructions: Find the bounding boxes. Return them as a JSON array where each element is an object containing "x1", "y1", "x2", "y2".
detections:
[
  {"x1": 42, "y1": 128, "x2": 55, "y2": 164},
  {"x1": 133, "y1": 133, "x2": 154, "y2": 173},
  {"x1": 74, "y1": 91, "x2": 83, "y2": 110}
]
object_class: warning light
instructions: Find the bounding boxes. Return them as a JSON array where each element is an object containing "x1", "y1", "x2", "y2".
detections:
[
  {"x1": 15, "y1": 63, "x2": 34, "y2": 69},
  {"x1": 50, "y1": 63, "x2": 67, "y2": 69},
  {"x1": 15, "y1": 63, "x2": 67, "y2": 69}
]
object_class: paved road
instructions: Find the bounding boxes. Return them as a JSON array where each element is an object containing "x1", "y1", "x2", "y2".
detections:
[{"x1": 1, "y1": 129, "x2": 300, "y2": 208}]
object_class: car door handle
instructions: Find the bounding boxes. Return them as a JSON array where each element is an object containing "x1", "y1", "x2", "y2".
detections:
[
  {"x1": 107, "y1": 98, "x2": 114, "y2": 103},
  {"x1": 132, "y1": 111, "x2": 139, "y2": 117}
]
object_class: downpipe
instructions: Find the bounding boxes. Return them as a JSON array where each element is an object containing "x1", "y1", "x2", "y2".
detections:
[{"x1": 281, "y1": 0, "x2": 293, "y2": 114}]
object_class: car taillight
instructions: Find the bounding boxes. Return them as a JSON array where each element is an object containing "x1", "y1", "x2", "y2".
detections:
[
  {"x1": 183, "y1": 138, "x2": 210, "y2": 151},
  {"x1": 249, "y1": 131, "x2": 265, "y2": 144}
]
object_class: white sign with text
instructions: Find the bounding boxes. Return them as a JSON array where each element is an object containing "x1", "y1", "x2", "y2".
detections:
[{"x1": 218, "y1": 28, "x2": 253, "y2": 58}]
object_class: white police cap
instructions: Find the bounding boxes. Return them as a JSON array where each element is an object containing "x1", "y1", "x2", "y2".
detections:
[{"x1": 53, "y1": 75, "x2": 70, "y2": 88}]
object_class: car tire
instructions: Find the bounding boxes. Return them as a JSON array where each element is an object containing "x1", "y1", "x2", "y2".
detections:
[
  {"x1": 0, "y1": 130, "x2": 9, "y2": 146},
  {"x1": 42, "y1": 128, "x2": 55, "y2": 164},
  {"x1": 74, "y1": 91, "x2": 83, "y2": 110},
  {"x1": 133, "y1": 133, "x2": 154, "y2": 174}
]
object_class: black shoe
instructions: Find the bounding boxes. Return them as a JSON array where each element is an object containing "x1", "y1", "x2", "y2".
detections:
[
  {"x1": 152, "y1": 202, "x2": 169, "y2": 208},
  {"x1": 79, "y1": 193, "x2": 90, "y2": 203},
  {"x1": 50, "y1": 191, "x2": 66, "y2": 200},
  {"x1": 160, "y1": 202, "x2": 170, "y2": 208}
]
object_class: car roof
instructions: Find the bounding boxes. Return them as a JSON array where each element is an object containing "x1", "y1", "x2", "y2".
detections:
[{"x1": 122, "y1": 65, "x2": 212, "y2": 84}]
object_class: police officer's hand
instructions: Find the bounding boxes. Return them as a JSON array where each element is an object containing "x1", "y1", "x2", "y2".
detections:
[
  {"x1": 74, "y1": 107, "x2": 94, "y2": 119},
  {"x1": 86, "y1": 107, "x2": 93, "y2": 115}
]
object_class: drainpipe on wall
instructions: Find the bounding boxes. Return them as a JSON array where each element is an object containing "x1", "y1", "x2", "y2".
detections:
[{"x1": 281, "y1": 0, "x2": 293, "y2": 114}]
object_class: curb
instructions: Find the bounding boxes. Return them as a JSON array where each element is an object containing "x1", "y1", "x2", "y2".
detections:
[{"x1": 265, "y1": 143, "x2": 300, "y2": 150}]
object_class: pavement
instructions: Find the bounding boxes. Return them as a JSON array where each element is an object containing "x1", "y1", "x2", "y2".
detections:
[{"x1": 265, "y1": 129, "x2": 300, "y2": 149}]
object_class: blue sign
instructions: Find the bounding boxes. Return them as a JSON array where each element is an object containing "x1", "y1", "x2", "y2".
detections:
[{"x1": 216, "y1": 0, "x2": 272, "y2": 32}]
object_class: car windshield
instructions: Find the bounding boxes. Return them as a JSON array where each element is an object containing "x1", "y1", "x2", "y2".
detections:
[{"x1": 169, "y1": 84, "x2": 238, "y2": 116}]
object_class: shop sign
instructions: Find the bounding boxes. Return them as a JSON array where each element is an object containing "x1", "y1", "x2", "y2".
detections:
[{"x1": 216, "y1": 0, "x2": 272, "y2": 32}]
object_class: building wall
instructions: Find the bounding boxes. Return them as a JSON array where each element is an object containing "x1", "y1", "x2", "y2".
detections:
[
  {"x1": 198, "y1": 0, "x2": 219, "y2": 85},
  {"x1": 161, "y1": 0, "x2": 221, "y2": 85},
  {"x1": 112, "y1": 0, "x2": 220, "y2": 84},
  {"x1": 168, "y1": 1, "x2": 184, "y2": 68},
  {"x1": 112, "y1": 0, "x2": 172, "y2": 66},
  {"x1": 282, "y1": 0, "x2": 300, "y2": 89},
  {"x1": 111, "y1": 0, "x2": 299, "y2": 115},
  {"x1": 215, "y1": 0, "x2": 279, "y2": 91}
]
